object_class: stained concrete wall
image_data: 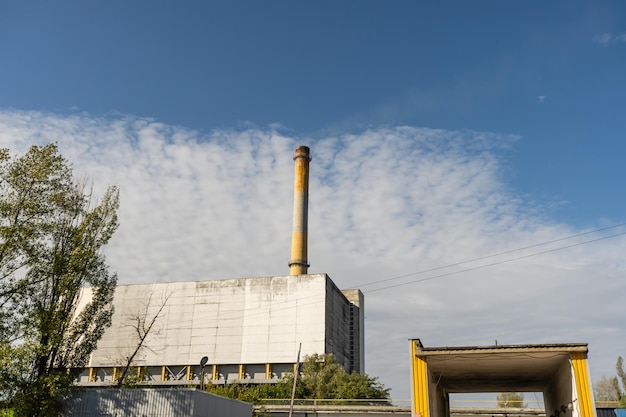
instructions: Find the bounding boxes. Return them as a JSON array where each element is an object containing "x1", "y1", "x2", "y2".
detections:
[
  {"x1": 325, "y1": 279, "x2": 361, "y2": 373},
  {"x1": 77, "y1": 274, "x2": 362, "y2": 384},
  {"x1": 341, "y1": 289, "x2": 365, "y2": 373},
  {"x1": 545, "y1": 358, "x2": 576, "y2": 417}
]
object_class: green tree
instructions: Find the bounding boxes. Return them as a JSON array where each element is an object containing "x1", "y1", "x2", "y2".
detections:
[
  {"x1": 497, "y1": 392, "x2": 526, "y2": 408},
  {"x1": 594, "y1": 375, "x2": 621, "y2": 405},
  {"x1": 298, "y1": 353, "x2": 343, "y2": 399},
  {"x1": 292, "y1": 353, "x2": 390, "y2": 402},
  {"x1": 333, "y1": 371, "x2": 389, "y2": 401},
  {"x1": 0, "y1": 144, "x2": 119, "y2": 417},
  {"x1": 206, "y1": 381, "x2": 294, "y2": 404},
  {"x1": 204, "y1": 353, "x2": 389, "y2": 406},
  {"x1": 593, "y1": 356, "x2": 626, "y2": 408},
  {"x1": 616, "y1": 356, "x2": 626, "y2": 407}
]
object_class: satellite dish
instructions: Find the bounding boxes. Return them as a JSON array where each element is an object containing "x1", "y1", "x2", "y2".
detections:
[{"x1": 200, "y1": 356, "x2": 208, "y2": 367}]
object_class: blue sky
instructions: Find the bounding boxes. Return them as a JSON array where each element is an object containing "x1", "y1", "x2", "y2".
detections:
[
  {"x1": 1, "y1": 1, "x2": 625, "y2": 400},
  {"x1": 2, "y1": 1, "x2": 625, "y2": 224}
]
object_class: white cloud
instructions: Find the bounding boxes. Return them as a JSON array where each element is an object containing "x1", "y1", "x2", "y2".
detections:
[
  {"x1": 593, "y1": 32, "x2": 626, "y2": 46},
  {"x1": 1, "y1": 110, "x2": 624, "y2": 400},
  {"x1": 537, "y1": 95, "x2": 546, "y2": 103}
]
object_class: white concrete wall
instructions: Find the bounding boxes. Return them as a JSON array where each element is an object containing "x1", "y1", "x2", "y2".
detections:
[
  {"x1": 545, "y1": 357, "x2": 576, "y2": 417},
  {"x1": 89, "y1": 274, "x2": 331, "y2": 368}
]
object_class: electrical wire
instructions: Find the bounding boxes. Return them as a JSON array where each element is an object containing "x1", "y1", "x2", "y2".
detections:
[
  {"x1": 358, "y1": 222, "x2": 626, "y2": 289},
  {"x1": 364, "y1": 228, "x2": 626, "y2": 293},
  {"x1": 99, "y1": 223, "x2": 626, "y2": 329}
]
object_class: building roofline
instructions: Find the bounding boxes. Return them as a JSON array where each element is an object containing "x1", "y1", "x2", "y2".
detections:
[{"x1": 410, "y1": 339, "x2": 588, "y2": 356}]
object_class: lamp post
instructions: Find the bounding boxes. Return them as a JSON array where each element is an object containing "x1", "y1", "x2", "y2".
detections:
[{"x1": 200, "y1": 356, "x2": 208, "y2": 391}]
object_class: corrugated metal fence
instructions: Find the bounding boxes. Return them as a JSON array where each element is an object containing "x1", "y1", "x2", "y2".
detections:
[{"x1": 64, "y1": 388, "x2": 252, "y2": 417}]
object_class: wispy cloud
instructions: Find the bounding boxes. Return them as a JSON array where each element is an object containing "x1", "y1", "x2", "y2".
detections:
[
  {"x1": 1, "y1": 110, "x2": 624, "y2": 399},
  {"x1": 593, "y1": 33, "x2": 626, "y2": 46},
  {"x1": 537, "y1": 95, "x2": 546, "y2": 103}
]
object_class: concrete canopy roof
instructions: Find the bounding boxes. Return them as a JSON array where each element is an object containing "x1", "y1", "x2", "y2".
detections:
[{"x1": 412, "y1": 340, "x2": 588, "y2": 393}]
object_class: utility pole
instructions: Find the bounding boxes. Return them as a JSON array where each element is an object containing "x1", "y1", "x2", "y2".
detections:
[{"x1": 288, "y1": 343, "x2": 302, "y2": 417}]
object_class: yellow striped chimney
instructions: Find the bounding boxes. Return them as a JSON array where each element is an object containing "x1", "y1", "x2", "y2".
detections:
[{"x1": 289, "y1": 146, "x2": 311, "y2": 275}]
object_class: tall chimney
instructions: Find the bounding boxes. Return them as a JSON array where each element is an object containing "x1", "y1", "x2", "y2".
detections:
[{"x1": 289, "y1": 146, "x2": 311, "y2": 275}]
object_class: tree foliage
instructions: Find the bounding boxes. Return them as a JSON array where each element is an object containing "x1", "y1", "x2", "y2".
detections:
[
  {"x1": 0, "y1": 144, "x2": 119, "y2": 416},
  {"x1": 206, "y1": 380, "x2": 294, "y2": 404},
  {"x1": 296, "y1": 353, "x2": 390, "y2": 401},
  {"x1": 594, "y1": 375, "x2": 621, "y2": 404},
  {"x1": 616, "y1": 356, "x2": 626, "y2": 407},
  {"x1": 497, "y1": 392, "x2": 526, "y2": 408},
  {"x1": 594, "y1": 356, "x2": 626, "y2": 407},
  {"x1": 206, "y1": 353, "x2": 390, "y2": 405}
]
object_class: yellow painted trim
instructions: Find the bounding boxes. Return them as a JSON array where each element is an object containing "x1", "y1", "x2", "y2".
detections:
[
  {"x1": 161, "y1": 365, "x2": 167, "y2": 381},
  {"x1": 239, "y1": 364, "x2": 244, "y2": 380},
  {"x1": 572, "y1": 352, "x2": 595, "y2": 417},
  {"x1": 212, "y1": 364, "x2": 218, "y2": 381},
  {"x1": 411, "y1": 341, "x2": 429, "y2": 417},
  {"x1": 266, "y1": 363, "x2": 272, "y2": 379}
]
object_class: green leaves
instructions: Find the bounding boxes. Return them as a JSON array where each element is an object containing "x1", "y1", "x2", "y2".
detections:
[
  {"x1": 0, "y1": 144, "x2": 119, "y2": 416},
  {"x1": 203, "y1": 353, "x2": 390, "y2": 406},
  {"x1": 297, "y1": 353, "x2": 390, "y2": 401},
  {"x1": 594, "y1": 375, "x2": 621, "y2": 403},
  {"x1": 496, "y1": 392, "x2": 526, "y2": 408},
  {"x1": 617, "y1": 356, "x2": 626, "y2": 407}
]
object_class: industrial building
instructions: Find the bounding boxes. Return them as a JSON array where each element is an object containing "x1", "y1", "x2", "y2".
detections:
[
  {"x1": 76, "y1": 274, "x2": 363, "y2": 385},
  {"x1": 76, "y1": 146, "x2": 365, "y2": 386}
]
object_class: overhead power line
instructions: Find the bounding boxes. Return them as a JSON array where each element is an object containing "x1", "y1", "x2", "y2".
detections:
[{"x1": 361, "y1": 222, "x2": 626, "y2": 294}]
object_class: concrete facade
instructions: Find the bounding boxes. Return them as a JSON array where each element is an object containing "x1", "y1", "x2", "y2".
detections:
[{"x1": 76, "y1": 274, "x2": 363, "y2": 386}]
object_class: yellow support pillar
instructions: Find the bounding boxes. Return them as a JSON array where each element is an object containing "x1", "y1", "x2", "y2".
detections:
[
  {"x1": 265, "y1": 363, "x2": 272, "y2": 380},
  {"x1": 161, "y1": 366, "x2": 167, "y2": 381},
  {"x1": 411, "y1": 340, "x2": 429, "y2": 417},
  {"x1": 186, "y1": 365, "x2": 192, "y2": 381},
  {"x1": 571, "y1": 352, "x2": 595, "y2": 417},
  {"x1": 112, "y1": 367, "x2": 118, "y2": 383},
  {"x1": 239, "y1": 364, "x2": 245, "y2": 380},
  {"x1": 212, "y1": 364, "x2": 218, "y2": 381},
  {"x1": 88, "y1": 367, "x2": 96, "y2": 383}
]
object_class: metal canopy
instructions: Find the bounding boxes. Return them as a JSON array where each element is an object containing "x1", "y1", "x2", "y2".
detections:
[{"x1": 413, "y1": 341, "x2": 588, "y2": 393}]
